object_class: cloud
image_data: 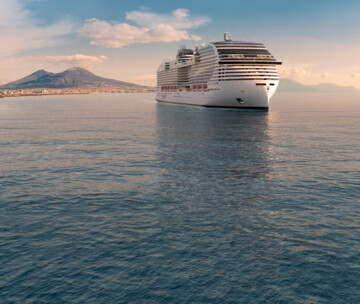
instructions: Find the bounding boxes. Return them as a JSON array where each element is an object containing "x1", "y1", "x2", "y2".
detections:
[
  {"x1": 18, "y1": 54, "x2": 107, "y2": 67},
  {"x1": 0, "y1": 0, "x2": 76, "y2": 58},
  {"x1": 349, "y1": 73, "x2": 360, "y2": 78},
  {"x1": 80, "y1": 9, "x2": 209, "y2": 48},
  {"x1": 126, "y1": 8, "x2": 210, "y2": 29},
  {"x1": 278, "y1": 64, "x2": 336, "y2": 80},
  {"x1": 321, "y1": 72, "x2": 333, "y2": 78},
  {"x1": 278, "y1": 64, "x2": 310, "y2": 78},
  {"x1": 345, "y1": 66, "x2": 360, "y2": 73},
  {"x1": 0, "y1": 0, "x2": 29, "y2": 28},
  {"x1": 276, "y1": 61, "x2": 360, "y2": 88}
]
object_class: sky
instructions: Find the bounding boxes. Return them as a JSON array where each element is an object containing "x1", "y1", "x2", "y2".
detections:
[{"x1": 1, "y1": 0, "x2": 360, "y2": 87}]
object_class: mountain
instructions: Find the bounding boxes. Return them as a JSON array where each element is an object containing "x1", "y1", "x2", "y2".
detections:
[
  {"x1": 278, "y1": 78, "x2": 360, "y2": 92},
  {"x1": 0, "y1": 67, "x2": 148, "y2": 90},
  {"x1": 4, "y1": 70, "x2": 357, "y2": 93}
]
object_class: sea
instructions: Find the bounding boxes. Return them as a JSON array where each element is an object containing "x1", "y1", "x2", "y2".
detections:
[{"x1": 0, "y1": 92, "x2": 359, "y2": 303}]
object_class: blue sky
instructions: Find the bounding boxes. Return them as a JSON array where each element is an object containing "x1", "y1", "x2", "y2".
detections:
[{"x1": 1, "y1": 0, "x2": 360, "y2": 87}]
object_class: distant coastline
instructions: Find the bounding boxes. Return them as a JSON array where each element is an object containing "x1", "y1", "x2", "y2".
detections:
[
  {"x1": 0, "y1": 67, "x2": 155, "y2": 98},
  {"x1": 1, "y1": 66, "x2": 359, "y2": 99},
  {"x1": 0, "y1": 88, "x2": 155, "y2": 99}
]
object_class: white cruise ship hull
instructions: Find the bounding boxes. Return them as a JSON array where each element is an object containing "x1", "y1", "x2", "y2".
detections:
[
  {"x1": 156, "y1": 34, "x2": 281, "y2": 109},
  {"x1": 156, "y1": 80, "x2": 279, "y2": 109}
]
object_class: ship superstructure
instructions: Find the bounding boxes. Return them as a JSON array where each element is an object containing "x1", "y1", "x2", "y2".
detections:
[{"x1": 156, "y1": 33, "x2": 282, "y2": 109}]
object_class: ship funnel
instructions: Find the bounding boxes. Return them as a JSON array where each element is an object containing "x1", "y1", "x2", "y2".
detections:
[{"x1": 224, "y1": 32, "x2": 232, "y2": 41}]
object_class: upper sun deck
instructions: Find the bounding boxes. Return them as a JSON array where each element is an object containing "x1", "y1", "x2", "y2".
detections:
[
  {"x1": 176, "y1": 48, "x2": 194, "y2": 62},
  {"x1": 157, "y1": 33, "x2": 281, "y2": 72},
  {"x1": 210, "y1": 32, "x2": 266, "y2": 48},
  {"x1": 210, "y1": 34, "x2": 281, "y2": 64},
  {"x1": 157, "y1": 48, "x2": 197, "y2": 72}
]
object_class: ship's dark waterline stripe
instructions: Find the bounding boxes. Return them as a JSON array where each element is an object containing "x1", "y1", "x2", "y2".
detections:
[{"x1": 156, "y1": 99, "x2": 268, "y2": 110}]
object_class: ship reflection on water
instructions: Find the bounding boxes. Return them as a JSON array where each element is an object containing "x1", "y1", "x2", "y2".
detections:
[
  {"x1": 1, "y1": 94, "x2": 359, "y2": 303},
  {"x1": 155, "y1": 103, "x2": 271, "y2": 203}
]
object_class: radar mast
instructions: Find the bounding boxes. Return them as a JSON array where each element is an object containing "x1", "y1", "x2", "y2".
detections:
[{"x1": 224, "y1": 32, "x2": 232, "y2": 41}]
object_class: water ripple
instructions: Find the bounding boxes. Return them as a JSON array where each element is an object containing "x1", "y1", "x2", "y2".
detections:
[{"x1": 0, "y1": 93, "x2": 359, "y2": 303}]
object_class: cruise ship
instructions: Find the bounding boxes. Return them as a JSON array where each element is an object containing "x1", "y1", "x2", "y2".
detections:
[{"x1": 156, "y1": 33, "x2": 282, "y2": 109}]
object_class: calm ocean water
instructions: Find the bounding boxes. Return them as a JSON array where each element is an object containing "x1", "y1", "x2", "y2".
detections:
[{"x1": 0, "y1": 92, "x2": 359, "y2": 303}]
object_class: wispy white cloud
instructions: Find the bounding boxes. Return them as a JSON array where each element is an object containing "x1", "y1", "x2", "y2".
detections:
[
  {"x1": 345, "y1": 66, "x2": 360, "y2": 72},
  {"x1": 125, "y1": 8, "x2": 210, "y2": 30},
  {"x1": 278, "y1": 63, "x2": 334, "y2": 79},
  {"x1": 349, "y1": 73, "x2": 360, "y2": 78},
  {"x1": 277, "y1": 61, "x2": 360, "y2": 89},
  {"x1": 80, "y1": 8, "x2": 209, "y2": 48},
  {"x1": 17, "y1": 54, "x2": 107, "y2": 67},
  {"x1": 0, "y1": 0, "x2": 111, "y2": 83},
  {"x1": 278, "y1": 64, "x2": 313, "y2": 78},
  {"x1": 320, "y1": 72, "x2": 334, "y2": 78},
  {"x1": 0, "y1": 0, "x2": 76, "y2": 58}
]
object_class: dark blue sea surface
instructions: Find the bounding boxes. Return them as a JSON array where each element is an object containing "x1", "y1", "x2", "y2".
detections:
[{"x1": 0, "y1": 92, "x2": 359, "y2": 303}]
